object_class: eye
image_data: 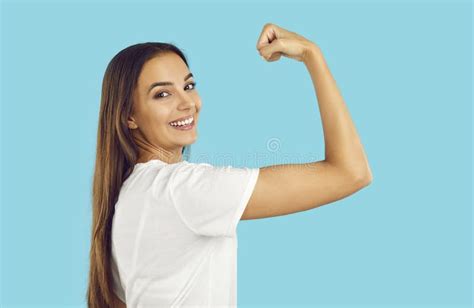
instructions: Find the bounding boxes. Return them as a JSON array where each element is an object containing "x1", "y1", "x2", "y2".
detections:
[
  {"x1": 154, "y1": 91, "x2": 170, "y2": 99},
  {"x1": 186, "y1": 82, "x2": 197, "y2": 90},
  {"x1": 153, "y1": 82, "x2": 197, "y2": 100}
]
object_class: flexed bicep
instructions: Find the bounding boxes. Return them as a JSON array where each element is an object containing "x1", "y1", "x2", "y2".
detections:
[{"x1": 241, "y1": 161, "x2": 371, "y2": 220}]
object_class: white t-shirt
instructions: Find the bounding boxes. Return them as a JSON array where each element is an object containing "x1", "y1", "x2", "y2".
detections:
[{"x1": 111, "y1": 159, "x2": 260, "y2": 307}]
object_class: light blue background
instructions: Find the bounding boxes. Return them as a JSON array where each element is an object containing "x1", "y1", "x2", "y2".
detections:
[{"x1": 1, "y1": 0, "x2": 471, "y2": 307}]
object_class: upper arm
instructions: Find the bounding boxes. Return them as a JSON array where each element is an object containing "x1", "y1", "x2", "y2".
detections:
[{"x1": 241, "y1": 160, "x2": 372, "y2": 220}]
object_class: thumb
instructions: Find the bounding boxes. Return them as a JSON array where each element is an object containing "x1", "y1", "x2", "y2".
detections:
[
  {"x1": 256, "y1": 25, "x2": 278, "y2": 50},
  {"x1": 259, "y1": 39, "x2": 285, "y2": 60}
]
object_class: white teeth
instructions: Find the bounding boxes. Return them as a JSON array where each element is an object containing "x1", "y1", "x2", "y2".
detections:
[{"x1": 170, "y1": 116, "x2": 194, "y2": 127}]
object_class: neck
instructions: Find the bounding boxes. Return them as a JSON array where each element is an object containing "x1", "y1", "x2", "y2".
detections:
[{"x1": 136, "y1": 147, "x2": 183, "y2": 165}]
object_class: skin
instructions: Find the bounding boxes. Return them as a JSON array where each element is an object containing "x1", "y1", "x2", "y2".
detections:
[
  {"x1": 242, "y1": 23, "x2": 373, "y2": 220},
  {"x1": 128, "y1": 52, "x2": 202, "y2": 164}
]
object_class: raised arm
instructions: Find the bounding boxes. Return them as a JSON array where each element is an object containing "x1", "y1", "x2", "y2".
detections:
[{"x1": 242, "y1": 23, "x2": 372, "y2": 220}]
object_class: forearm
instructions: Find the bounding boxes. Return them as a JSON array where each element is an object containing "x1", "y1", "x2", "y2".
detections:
[{"x1": 303, "y1": 45, "x2": 372, "y2": 180}]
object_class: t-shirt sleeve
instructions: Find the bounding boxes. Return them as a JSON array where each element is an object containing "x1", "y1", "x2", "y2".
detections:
[{"x1": 169, "y1": 161, "x2": 260, "y2": 237}]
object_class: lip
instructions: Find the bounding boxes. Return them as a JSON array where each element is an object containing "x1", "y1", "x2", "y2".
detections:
[
  {"x1": 170, "y1": 120, "x2": 195, "y2": 131},
  {"x1": 169, "y1": 114, "x2": 194, "y2": 124}
]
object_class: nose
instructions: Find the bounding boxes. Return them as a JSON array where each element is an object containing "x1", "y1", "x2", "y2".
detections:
[{"x1": 177, "y1": 92, "x2": 196, "y2": 111}]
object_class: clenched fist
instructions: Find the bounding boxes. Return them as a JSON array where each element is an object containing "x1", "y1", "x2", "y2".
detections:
[{"x1": 256, "y1": 23, "x2": 318, "y2": 63}]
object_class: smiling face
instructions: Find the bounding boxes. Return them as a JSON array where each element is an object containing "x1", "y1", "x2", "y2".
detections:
[{"x1": 128, "y1": 52, "x2": 202, "y2": 163}]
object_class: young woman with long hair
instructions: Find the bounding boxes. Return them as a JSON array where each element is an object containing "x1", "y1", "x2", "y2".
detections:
[{"x1": 87, "y1": 23, "x2": 372, "y2": 307}]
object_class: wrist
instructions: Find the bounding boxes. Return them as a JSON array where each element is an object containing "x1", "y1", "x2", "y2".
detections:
[{"x1": 303, "y1": 43, "x2": 322, "y2": 65}]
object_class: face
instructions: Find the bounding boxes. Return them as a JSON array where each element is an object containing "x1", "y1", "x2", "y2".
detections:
[{"x1": 128, "y1": 52, "x2": 202, "y2": 162}]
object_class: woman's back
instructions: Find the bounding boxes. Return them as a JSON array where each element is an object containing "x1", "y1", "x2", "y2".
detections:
[{"x1": 111, "y1": 159, "x2": 259, "y2": 307}]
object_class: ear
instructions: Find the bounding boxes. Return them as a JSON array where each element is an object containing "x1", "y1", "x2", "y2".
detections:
[{"x1": 127, "y1": 116, "x2": 138, "y2": 129}]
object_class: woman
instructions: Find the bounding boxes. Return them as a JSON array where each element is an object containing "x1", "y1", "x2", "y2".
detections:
[{"x1": 87, "y1": 23, "x2": 373, "y2": 308}]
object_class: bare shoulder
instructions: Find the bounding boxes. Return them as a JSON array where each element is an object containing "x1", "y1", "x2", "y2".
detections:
[{"x1": 242, "y1": 160, "x2": 372, "y2": 220}]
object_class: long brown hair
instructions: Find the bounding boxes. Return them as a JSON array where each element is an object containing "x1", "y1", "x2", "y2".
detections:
[{"x1": 87, "y1": 42, "x2": 190, "y2": 307}]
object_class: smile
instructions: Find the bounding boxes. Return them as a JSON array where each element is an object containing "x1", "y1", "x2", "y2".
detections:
[{"x1": 169, "y1": 116, "x2": 195, "y2": 131}]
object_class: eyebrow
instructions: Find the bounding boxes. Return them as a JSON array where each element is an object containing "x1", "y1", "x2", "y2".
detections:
[{"x1": 147, "y1": 73, "x2": 194, "y2": 94}]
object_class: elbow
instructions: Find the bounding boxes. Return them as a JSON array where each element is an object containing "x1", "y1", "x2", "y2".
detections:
[
  {"x1": 350, "y1": 166, "x2": 373, "y2": 187},
  {"x1": 350, "y1": 164, "x2": 373, "y2": 188},
  {"x1": 326, "y1": 159, "x2": 373, "y2": 187}
]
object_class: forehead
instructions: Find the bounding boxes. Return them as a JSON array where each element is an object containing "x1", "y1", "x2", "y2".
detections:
[{"x1": 138, "y1": 52, "x2": 189, "y2": 90}]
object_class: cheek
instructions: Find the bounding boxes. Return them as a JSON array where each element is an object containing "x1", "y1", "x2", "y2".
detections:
[{"x1": 147, "y1": 105, "x2": 173, "y2": 126}]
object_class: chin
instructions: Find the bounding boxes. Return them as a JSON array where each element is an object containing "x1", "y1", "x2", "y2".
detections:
[
  {"x1": 185, "y1": 136, "x2": 198, "y2": 145},
  {"x1": 176, "y1": 133, "x2": 198, "y2": 146}
]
